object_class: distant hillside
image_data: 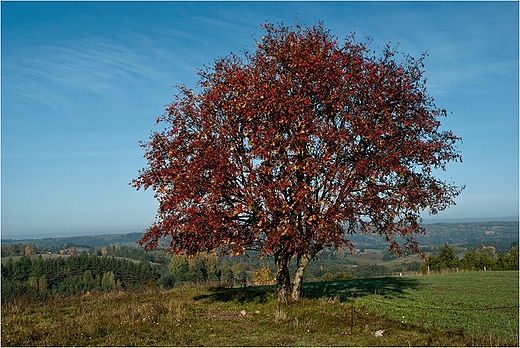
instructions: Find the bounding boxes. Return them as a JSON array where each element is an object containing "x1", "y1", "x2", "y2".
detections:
[
  {"x1": 1, "y1": 232, "x2": 143, "y2": 249},
  {"x1": 420, "y1": 221, "x2": 518, "y2": 249},
  {"x1": 349, "y1": 221, "x2": 518, "y2": 251},
  {"x1": 2, "y1": 221, "x2": 518, "y2": 251}
]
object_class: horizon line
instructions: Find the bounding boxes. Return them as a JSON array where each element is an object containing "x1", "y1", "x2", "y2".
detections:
[{"x1": 1, "y1": 217, "x2": 518, "y2": 241}]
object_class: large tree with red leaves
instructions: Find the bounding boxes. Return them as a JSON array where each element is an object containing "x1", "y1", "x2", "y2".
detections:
[{"x1": 132, "y1": 22, "x2": 463, "y2": 303}]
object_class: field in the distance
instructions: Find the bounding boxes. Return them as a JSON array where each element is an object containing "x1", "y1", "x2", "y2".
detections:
[{"x1": 1, "y1": 271, "x2": 518, "y2": 347}]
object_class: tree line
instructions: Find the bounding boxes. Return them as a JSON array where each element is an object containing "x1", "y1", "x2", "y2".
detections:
[
  {"x1": 420, "y1": 244, "x2": 518, "y2": 273},
  {"x1": 1, "y1": 243, "x2": 169, "y2": 264},
  {"x1": 1, "y1": 252, "x2": 160, "y2": 302}
]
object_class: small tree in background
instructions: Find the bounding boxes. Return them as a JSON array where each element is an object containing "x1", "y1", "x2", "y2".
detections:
[
  {"x1": 133, "y1": 21, "x2": 464, "y2": 303},
  {"x1": 168, "y1": 254, "x2": 190, "y2": 282},
  {"x1": 38, "y1": 275, "x2": 48, "y2": 292},
  {"x1": 253, "y1": 264, "x2": 274, "y2": 285},
  {"x1": 101, "y1": 271, "x2": 116, "y2": 290},
  {"x1": 423, "y1": 244, "x2": 461, "y2": 271}
]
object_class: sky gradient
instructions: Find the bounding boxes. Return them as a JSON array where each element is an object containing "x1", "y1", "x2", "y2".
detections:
[{"x1": 2, "y1": 1, "x2": 518, "y2": 239}]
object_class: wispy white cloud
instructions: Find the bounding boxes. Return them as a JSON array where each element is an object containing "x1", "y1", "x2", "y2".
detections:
[{"x1": 5, "y1": 38, "x2": 161, "y2": 94}]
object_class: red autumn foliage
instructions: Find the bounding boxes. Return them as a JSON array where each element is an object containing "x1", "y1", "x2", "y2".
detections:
[{"x1": 132, "y1": 22, "x2": 464, "y2": 303}]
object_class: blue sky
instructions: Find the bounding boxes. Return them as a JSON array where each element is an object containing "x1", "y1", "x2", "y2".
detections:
[{"x1": 2, "y1": 1, "x2": 518, "y2": 239}]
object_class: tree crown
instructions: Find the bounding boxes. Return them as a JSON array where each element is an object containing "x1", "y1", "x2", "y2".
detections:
[{"x1": 132, "y1": 21, "x2": 463, "y2": 258}]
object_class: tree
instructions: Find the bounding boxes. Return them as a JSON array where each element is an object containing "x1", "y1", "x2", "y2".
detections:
[
  {"x1": 101, "y1": 271, "x2": 116, "y2": 290},
  {"x1": 38, "y1": 275, "x2": 48, "y2": 292},
  {"x1": 499, "y1": 246, "x2": 519, "y2": 270},
  {"x1": 132, "y1": 22, "x2": 463, "y2": 303},
  {"x1": 168, "y1": 254, "x2": 190, "y2": 282},
  {"x1": 28, "y1": 276, "x2": 39, "y2": 290},
  {"x1": 439, "y1": 244, "x2": 460, "y2": 269},
  {"x1": 461, "y1": 249, "x2": 478, "y2": 270},
  {"x1": 24, "y1": 244, "x2": 37, "y2": 256},
  {"x1": 83, "y1": 269, "x2": 94, "y2": 283},
  {"x1": 218, "y1": 259, "x2": 234, "y2": 286},
  {"x1": 188, "y1": 255, "x2": 208, "y2": 283},
  {"x1": 252, "y1": 264, "x2": 273, "y2": 285},
  {"x1": 476, "y1": 250, "x2": 496, "y2": 271},
  {"x1": 422, "y1": 244, "x2": 460, "y2": 271}
]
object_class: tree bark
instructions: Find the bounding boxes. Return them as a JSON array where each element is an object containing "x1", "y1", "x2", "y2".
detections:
[
  {"x1": 290, "y1": 253, "x2": 311, "y2": 302},
  {"x1": 274, "y1": 249, "x2": 291, "y2": 304}
]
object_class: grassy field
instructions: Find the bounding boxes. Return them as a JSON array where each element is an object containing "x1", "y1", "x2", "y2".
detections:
[
  {"x1": 353, "y1": 271, "x2": 519, "y2": 342},
  {"x1": 1, "y1": 271, "x2": 518, "y2": 346},
  {"x1": 310, "y1": 270, "x2": 519, "y2": 345}
]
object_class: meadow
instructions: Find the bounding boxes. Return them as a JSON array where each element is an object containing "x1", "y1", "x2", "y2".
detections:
[{"x1": 1, "y1": 271, "x2": 518, "y2": 346}]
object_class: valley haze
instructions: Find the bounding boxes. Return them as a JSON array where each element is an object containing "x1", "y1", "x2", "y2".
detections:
[
  {"x1": 0, "y1": 217, "x2": 517, "y2": 241},
  {"x1": 2, "y1": 220, "x2": 518, "y2": 255}
]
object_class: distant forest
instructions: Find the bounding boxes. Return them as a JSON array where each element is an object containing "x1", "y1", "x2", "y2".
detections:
[{"x1": 1, "y1": 252, "x2": 160, "y2": 301}]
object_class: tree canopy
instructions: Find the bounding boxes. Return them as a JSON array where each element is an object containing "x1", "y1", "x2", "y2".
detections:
[{"x1": 132, "y1": 22, "x2": 464, "y2": 303}]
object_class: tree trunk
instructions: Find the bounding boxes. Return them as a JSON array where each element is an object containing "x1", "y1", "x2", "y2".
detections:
[
  {"x1": 290, "y1": 253, "x2": 311, "y2": 302},
  {"x1": 274, "y1": 250, "x2": 291, "y2": 304}
]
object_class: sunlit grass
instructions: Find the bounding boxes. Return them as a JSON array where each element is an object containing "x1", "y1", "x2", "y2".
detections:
[{"x1": 352, "y1": 271, "x2": 519, "y2": 345}]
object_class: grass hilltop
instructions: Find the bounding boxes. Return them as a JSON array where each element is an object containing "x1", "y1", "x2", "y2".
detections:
[{"x1": 2, "y1": 271, "x2": 518, "y2": 347}]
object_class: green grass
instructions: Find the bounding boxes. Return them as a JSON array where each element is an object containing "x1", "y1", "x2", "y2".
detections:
[
  {"x1": 315, "y1": 270, "x2": 519, "y2": 346},
  {"x1": 390, "y1": 271, "x2": 518, "y2": 343},
  {"x1": 2, "y1": 271, "x2": 518, "y2": 346}
]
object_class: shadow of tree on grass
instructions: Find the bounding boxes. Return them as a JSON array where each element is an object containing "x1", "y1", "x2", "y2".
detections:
[
  {"x1": 303, "y1": 277, "x2": 422, "y2": 302},
  {"x1": 193, "y1": 285, "x2": 276, "y2": 305},
  {"x1": 194, "y1": 277, "x2": 421, "y2": 305}
]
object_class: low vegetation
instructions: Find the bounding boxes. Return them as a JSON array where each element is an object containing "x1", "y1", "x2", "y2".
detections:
[{"x1": 2, "y1": 271, "x2": 518, "y2": 346}]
